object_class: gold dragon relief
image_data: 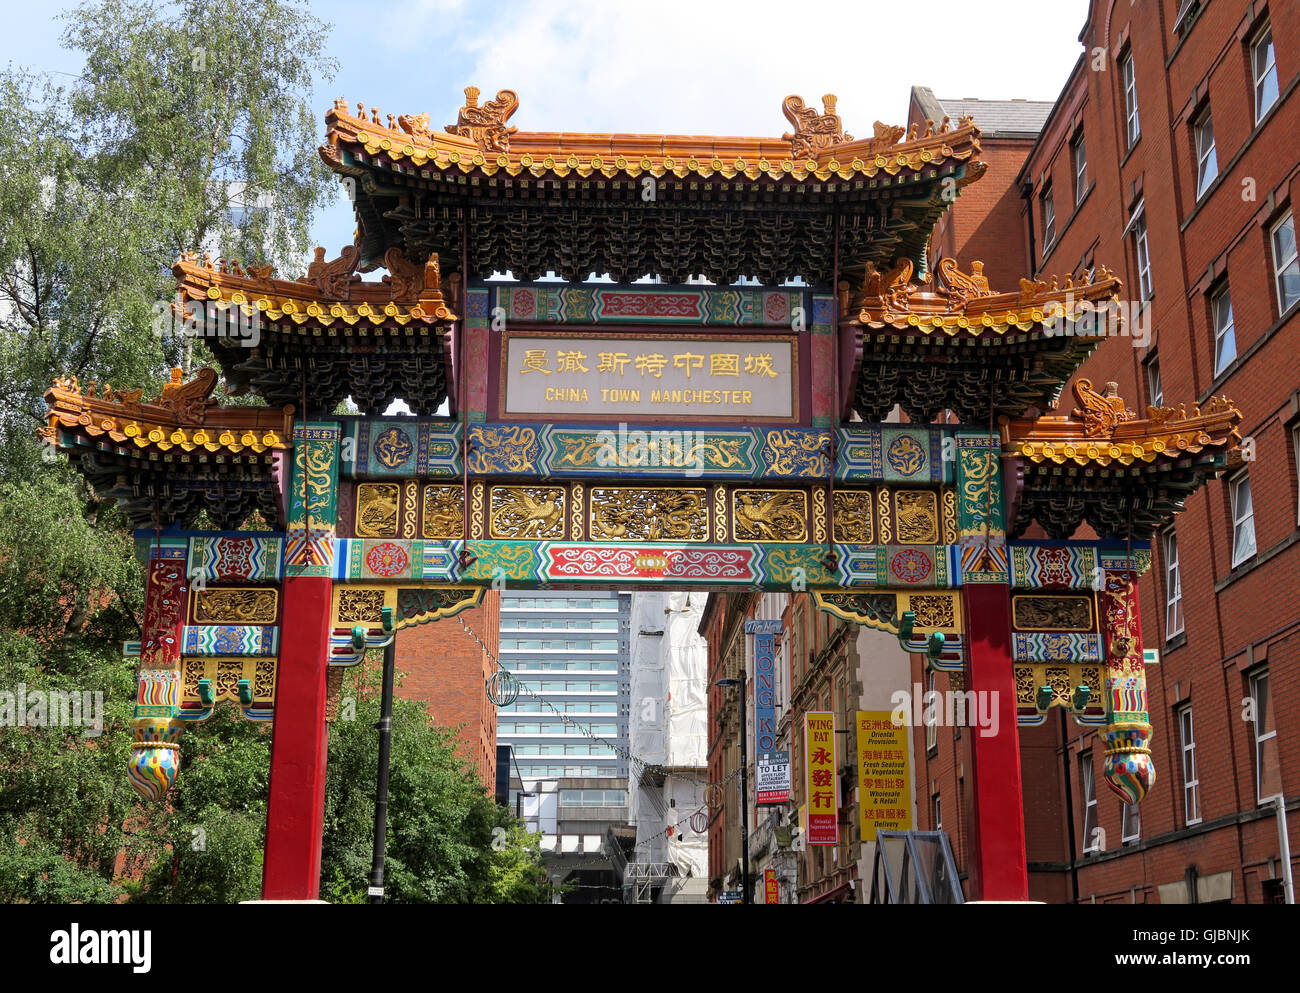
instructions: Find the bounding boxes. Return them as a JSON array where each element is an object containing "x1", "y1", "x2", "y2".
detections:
[
  {"x1": 356, "y1": 482, "x2": 401, "y2": 537},
  {"x1": 732, "y1": 489, "x2": 808, "y2": 543},
  {"x1": 422, "y1": 484, "x2": 465, "y2": 539},
  {"x1": 589, "y1": 487, "x2": 709, "y2": 542},
  {"x1": 894, "y1": 489, "x2": 940, "y2": 544},
  {"x1": 490, "y1": 486, "x2": 566, "y2": 539},
  {"x1": 192, "y1": 587, "x2": 278, "y2": 624},
  {"x1": 832, "y1": 489, "x2": 874, "y2": 543}
]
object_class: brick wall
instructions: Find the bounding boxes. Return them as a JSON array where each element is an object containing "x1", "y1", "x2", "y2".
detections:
[{"x1": 394, "y1": 591, "x2": 500, "y2": 787}]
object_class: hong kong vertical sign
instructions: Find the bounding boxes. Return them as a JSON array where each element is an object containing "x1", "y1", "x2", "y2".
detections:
[
  {"x1": 746, "y1": 619, "x2": 788, "y2": 805},
  {"x1": 804, "y1": 711, "x2": 838, "y2": 845}
]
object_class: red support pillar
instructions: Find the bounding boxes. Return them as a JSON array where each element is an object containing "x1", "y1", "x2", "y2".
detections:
[
  {"x1": 262, "y1": 575, "x2": 333, "y2": 900},
  {"x1": 961, "y1": 581, "x2": 1029, "y2": 902}
]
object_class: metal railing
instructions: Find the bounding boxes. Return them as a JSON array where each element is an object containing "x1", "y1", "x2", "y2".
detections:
[{"x1": 868, "y1": 830, "x2": 965, "y2": 904}]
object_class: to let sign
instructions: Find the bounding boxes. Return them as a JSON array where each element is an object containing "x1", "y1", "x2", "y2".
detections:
[
  {"x1": 804, "y1": 711, "x2": 838, "y2": 846},
  {"x1": 756, "y1": 749, "x2": 790, "y2": 805}
]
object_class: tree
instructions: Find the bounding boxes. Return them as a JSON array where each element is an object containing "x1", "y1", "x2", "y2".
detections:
[
  {"x1": 319, "y1": 663, "x2": 549, "y2": 904},
  {"x1": 0, "y1": 0, "x2": 336, "y2": 902}
]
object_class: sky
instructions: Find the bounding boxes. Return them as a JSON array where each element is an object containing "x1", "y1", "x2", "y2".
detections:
[{"x1": 0, "y1": 0, "x2": 1092, "y2": 258}]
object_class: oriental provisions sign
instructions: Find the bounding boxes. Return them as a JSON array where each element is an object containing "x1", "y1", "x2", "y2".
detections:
[{"x1": 500, "y1": 331, "x2": 798, "y2": 422}]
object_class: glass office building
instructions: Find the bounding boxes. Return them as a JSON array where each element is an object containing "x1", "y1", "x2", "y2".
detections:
[{"x1": 497, "y1": 591, "x2": 632, "y2": 780}]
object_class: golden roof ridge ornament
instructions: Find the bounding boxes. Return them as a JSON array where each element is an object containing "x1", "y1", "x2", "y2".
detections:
[
  {"x1": 446, "y1": 85, "x2": 519, "y2": 153},
  {"x1": 782, "y1": 94, "x2": 852, "y2": 158}
]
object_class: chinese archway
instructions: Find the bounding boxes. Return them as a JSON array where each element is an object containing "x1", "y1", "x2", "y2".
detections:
[{"x1": 44, "y1": 89, "x2": 1242, "y2": 902}]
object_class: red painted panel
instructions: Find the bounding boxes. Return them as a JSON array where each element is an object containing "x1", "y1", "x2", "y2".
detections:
[
  {"x1": 262, "y1": 575, "x2": 333, "y2": 901},
  {"x1": 962, "y1": 582, "x2": 1029, "y2": 902}
]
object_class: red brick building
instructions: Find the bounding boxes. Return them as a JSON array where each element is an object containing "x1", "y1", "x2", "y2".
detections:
[
  {"x1": 394, "y1": 592, "x2": 501, "y2": 786},
  {"x1": 913, "y1": 0, "x2": 1300, "y2": 903}
]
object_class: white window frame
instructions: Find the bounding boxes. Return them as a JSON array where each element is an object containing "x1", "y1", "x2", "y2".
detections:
[
  {"x1": 1041, "y1": 185, "x2": 1057, "y2": 249},
  {"x1": 1163, "y1": 528, "x2": 1184, "y2": 638},
  {"x1": 1251, "y1": 670, "x2": 1280, "y2": 804},
  {"x1": 925, "y1": 669, "x2": 937, "y2": 752},
  {"x1": 1133, "y1": 210, "x2": 1153, "y2": 301},
  {"x1": 1178, "y1": 705, "x2": 1200, "y2": 825},
  {"x1": 1230, "y1": 470, "x2": 1257, "y2": 567},
  {"x1": 1271, "y1": 212, "x2": 1300, "y2": 315},
  {"x1": 1147, "y1": 358, "x2": 1163, "y2": 408},
  {"x1": 1212, "y1": 285, "x2": 1236, "y2": 375},
  {"x1": 1294, "y1": 426, "x2": 1300, "y2": 527},
  {"x1": 1121, "y1": 799, "x2": 1140, "y2": 844},
  {"x1": 1252, "y1": 25, "x2": 1279, "y2": 124},
  {"x1": 1195, "y1": 110, "x2": 1218, "y2": 199},
  {"x1": 1081, "y1": 752, "x2": 1100, "y2": 853},
  {"x1": 1121, "y1": 51, "x2": 1140, "y2": 147},
  {"x1": 1073, "y1": 131, "x2": 1088, "y2": 203}
]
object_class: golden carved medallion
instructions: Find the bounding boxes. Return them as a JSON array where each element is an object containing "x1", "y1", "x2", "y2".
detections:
[
  {"x1": 832, "y1": 489, "x2": 874, "y2": 543},
  {"x1": 490, "y1": 486, "x2": 565, "y2": 539},
  {"x1": 193, "y1": 587, "x2": 278, "y2": 624},
  {"x1": 422, "y1": 484, "x2": 465, "y2": 539}
]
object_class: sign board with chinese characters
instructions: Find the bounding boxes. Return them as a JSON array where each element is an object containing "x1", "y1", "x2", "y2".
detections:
[
  {"x1": 764, "y1": 869, "x2": 779, "y2": 904},
  {"x1": 500, "y1": 331, "x2": 798, "y2": 422},
  {"x1": 856, "y1": 710, "x2": 912, "y2": 841},
  {"x1": 746, "y1": 617, "x2": 784, "y2": 803},
  {"x1": 756, "y1": 749, "x2": 790, "y2": 805},
  {"x1": 803, "y1": 711, "x2": 838, "y2": 846}
]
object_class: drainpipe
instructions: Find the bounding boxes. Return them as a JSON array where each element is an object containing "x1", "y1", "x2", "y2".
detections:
[
  {"x1": 1020, "y1": 181, "x2": 1038, "y2": 279},
  {"x1": 1276, "y1": 796, "x2": 1295, "y2": 904},
  {"x1": 1059, "y1": 708, "x2": 1080, "y2": 904}
]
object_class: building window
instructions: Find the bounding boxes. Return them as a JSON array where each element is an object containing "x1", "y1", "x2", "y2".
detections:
[
  {"x1": 1212, "y1": 286, "x2": 1236, "y2": 375},
  {"x1": 1132, "y1": 208, "x2": 1153, "y2": 301},
  {"x1": 1041, "y1": 184, "x2": 1057, "y2": 249},
  {"x1": 1121, "y1": 800, "x2": 1140, "y2": 845},
  {"x1": 1271, "y1": 212, "x2": 1300, "y2": 315},
  {"x1": 1230, "y1": 470, "x2": 1257, "y2": 567},
  {"x1": 1163, "y1": 529, "x2": 1184, "y2": 637},
  {"x1": 1072, "y1": 130, "x2": 1088, "y2": 203},
  {"x1": 1121, "y1": 50, "x2": 1140, "y2": 148},
  {"x1": 925, "y1": 670, "x2": 937, "y2": 752},
  {"x1": 1294, "y1": 426, "x2": 1300, "y2": 526},
  {"x1": 1250, "y1": 670, "x2": 1281, "y2": 803},
  {"x1": 932, "y1": 792, "x2": 941, "y2": 831},
  {"x1": 1080, "y1": 751, "x2": 1099, "y2": 853},
  {"x1": 1147, "y1": 358, "x2": 1163, "y2": 408},
  {"x1": 1252, "y1": 25, "x2": 1279, "y2": 124},
  {"x1": 1194, "y1": 110, "x2": 1218, "y2": 198},
  {"x1": 1178, "y1": 705, "x2": 1200, "y2": 824}
]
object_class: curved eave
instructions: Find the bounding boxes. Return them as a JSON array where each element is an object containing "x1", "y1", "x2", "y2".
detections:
[
  {"x1": 321, "y1": 113, "x2": 982, "y2": 186},
  {"x1": 174, "y1": 265, "x2": 458, "y2": 326}
]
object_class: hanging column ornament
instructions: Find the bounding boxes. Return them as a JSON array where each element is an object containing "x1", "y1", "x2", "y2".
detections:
[
  {"x1": 128, "y1": 547, "x2": 190, "y2": 801},
  {"x1": 1099, "y1": 565, "x2": 1154, "y2": 804},
  {"x1": 486, "y1": 668, "x2": 521, "y2": 707}
]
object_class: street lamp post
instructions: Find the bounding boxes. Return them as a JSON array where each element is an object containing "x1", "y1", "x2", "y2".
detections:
[{"x1": 714, "y1": 677, "x2": 749, "y2": 904}]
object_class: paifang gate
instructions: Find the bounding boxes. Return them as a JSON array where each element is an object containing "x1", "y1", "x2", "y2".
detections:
[{"x1": 43, "y1": 88, "x2": 1244, "y2": 901}]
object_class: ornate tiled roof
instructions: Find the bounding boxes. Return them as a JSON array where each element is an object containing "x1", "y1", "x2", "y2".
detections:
[
  {"x1": 322, "y1": 88, "x2": 982, "y2": 184},
  {"x1": 170, "y1": 250, "x2": 456, "y2": 417},
  {"x1": 172, "y1": 248, "x2": 456, "y2": 327},
  {"x1": 1003, "y1": 379, "x2": 1243, "y2": 539},
  {"x1": 841, "y1": 259, "x2": 1125, "y2": 423},
  {"x1": 43, "y1": 368, "x2": 293, "y2": 530},
  {"x1": 848, "y1": 258, "x2": 1124, "y2": 332},
  {"x1": 1005, "y1": 379, "x2": 1242, "y2": 467},
  {"x1": 44, "y1": 367, "x2": 293, "y2": 454}
]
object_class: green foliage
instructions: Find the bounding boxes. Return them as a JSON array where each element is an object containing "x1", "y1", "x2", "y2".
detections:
[{"x1": 321, "y1": 664, "x2": 549, "y2": 904}]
